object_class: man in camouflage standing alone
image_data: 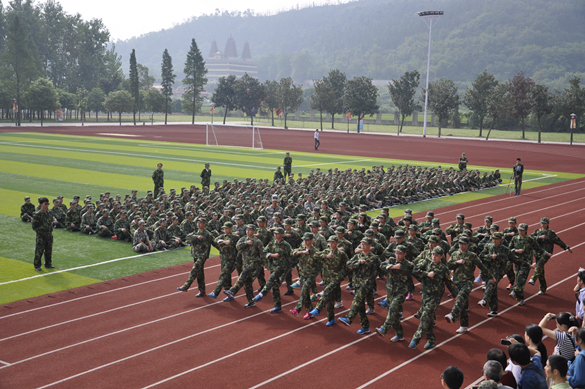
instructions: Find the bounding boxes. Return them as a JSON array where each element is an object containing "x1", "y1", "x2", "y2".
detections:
[
  {"x1": 200, "y1": 163, "x2": 212, "y2": 189},
  {"x1": 283, "y1": 152, "x2": 292, "y2": 181},
  {"x1": 152, "y1": 163, "x2": 164, "y2": 194},
  {"x1": 32, "y1": 197, "x2": 55, "y2": 271}
]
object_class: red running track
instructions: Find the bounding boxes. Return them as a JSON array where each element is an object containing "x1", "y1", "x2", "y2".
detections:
[{"x1": 1, "y1": 125, "x2": 584, "y2": 388}]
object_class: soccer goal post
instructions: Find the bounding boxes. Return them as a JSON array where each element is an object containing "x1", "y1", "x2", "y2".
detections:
[{"x1": 206, "y1": 123, "x2": 263, "y2": 149}]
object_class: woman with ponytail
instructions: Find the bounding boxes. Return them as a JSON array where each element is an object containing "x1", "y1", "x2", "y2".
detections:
[
  {"x1": 540, "y1": 311, "x2": 579, "y2": 362},
  {"x1": 526, "y1": 324, "x2": 548, "y2": 366}
]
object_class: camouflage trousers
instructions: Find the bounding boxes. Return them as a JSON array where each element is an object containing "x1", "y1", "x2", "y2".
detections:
[
  {"x1": 512, "y1": 265, "x2": 531, "y2": 301},
  {"x1": 230, "y1": 265, "x2": 259, "y2": 304},
  {"x1": 255, "y1": 267, "x2": 266, "y2": 292},
  {"x1": 133, "y1": 243, "x2": 150, "y2": 253},
  {"x1": 284, "y1": 258, "x2": 299, "y2": 292},
  {"x1": 183, "y1": 256, "x2": 209, "y2": 293},
  {"x1": 115, "y1": 230, "x2": 132, "y2": 241},
  {"x1": 67, "y1": 224, "x2": 81, "y2": 232},
  {"x1": 346, "y1": 283, "x2": 374, "y2": 329},
  {"x1": 531, "y1": 256, "x2": 549, "y2": 292},
  {"x1": 81, "y1": 226, "x2": 97, "y2": 234},
  {"x1": 381, "y1": 288, "x2": 408, "y2": 337},
  {"x1": 450, "y1": 281, "x2": 473, "y2": 327},
  {"x1": 211, "y1": 260, "x2": 237, "y2": 295},
  {"x1": 21, "y1": 215, "x2": 33, "y2": 222},
  {"x1": 260, "y1": 264, "x2": 289, "y2": 309},
  {"x1": 97, "y1": 228, "x2": 114, "y2": 238},
  {"x1": 483, "y1": 272, "x2": 504, "y2": 312},
  {"x1": 34, "y1": 233, "x2": 53, "y2": 269},
  {"x1": 155, "y1": 240, "x2": 180, "y2": 251},
  {"x1": 296, "y1": 274, "x2": 317, "y2": 313},
  {"x1": 412, "y1": 294, "x2": 442, "y2": 344},
  {"x1": 505, "y1": 261, "x2": 516, "y2": 286},
  {"x1": 316, "y1": 279, "x2": 342, "y2": 321}
]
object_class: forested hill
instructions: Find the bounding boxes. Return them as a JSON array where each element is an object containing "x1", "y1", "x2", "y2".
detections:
[{"x1": 115, "y1": 0, "x2": 584, "y2": 88}]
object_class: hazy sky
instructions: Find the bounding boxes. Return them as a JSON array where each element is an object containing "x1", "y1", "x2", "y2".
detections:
[{"x1": 43, "y1": 0, "x2": 345, "y2": 41}]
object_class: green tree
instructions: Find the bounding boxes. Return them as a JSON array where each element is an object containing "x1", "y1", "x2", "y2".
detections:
[
  {"x1": 144, "y1": 88, "x2": 166, "y2": 123},
  {"x1": 25, "y1": 78, "x2": 59, "y2": 126},
  {"x1": 1, "y1": 14, "x2": 41, "y2": 126},
  {"x1": 137, "y1": 64, "x2": 155, "y2": 90},
  {"x1": 160, "y1": 49, "x2": 175, "y2": 125},
  {"x1": 182, "y1": 38, "x2": 208, "y2": 124},
  {"x1": 510, "y1": 71, "x2": 535, "y2": 139},
  {"x1": 100, "y1": 43, "x2": 124, "y2": 95},
  {"x1": 554, "y1": 76, "x2": 585, "y2": 138},
  {"x1": 262, "y1": 80, "x2": 279, "y2": 126},
  {"x1": 234, "y1": 74, "x2": 265, "y2": 126},
  {"x1": 211, "y1": 75, "x2": 237, "y2": 124},
  {"x1": 87, "y1": 87, "x2": 105, "y2": 122},
  {"x1": 485, "y1": 82, "x2": 512, "y2": 140},
  {"x1": 56, "y1": 88, "x2": 76, "y2": 120},
  {"x1": 129, "y1": 49, "x2": 139, "y2": 125},
  {"x1": 530, "y1": 84, "x2": 553, "y2": 143},
  {"x1": 323, "y1": 69, "x2": 346, "y2": 129},
  {"x1": 278, "y1": 77, "x2": 304, "y2": 129},
  {"x1": 388, "y1": 70, "x2": 421, "y2": 135},
  {"x1": 76, "y1": 87, "x2": 88, "y2": 125},
  {"x1": 104, "y1": 90, "x2": 133, "y2": 125},
  {"x1": 425, "y1": 78, "x2": 459, "y2": 138},
  {"x1": 463, "y1": 70, "x2": 498, "y2": 137},
  {"x1": 310, "y1": 78, "x2": 334, "y2": 131},
  {"x1": 343, "y1": 76, "x2": 379, "y2": 133}
]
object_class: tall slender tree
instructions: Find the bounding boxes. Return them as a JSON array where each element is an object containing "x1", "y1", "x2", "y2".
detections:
[
  {"x1": 310, "y1": 78, "x2": 335, "y2": 131},
  {"x1": 160, "y1": 49, "x2": 175, "y2": 125},
  {"x1": 510, "y1": 71, "x2": 535, "y2": 139},
  {"x1": 182, "y1": 38, "x2": 208, "y2": 125},
  {"x1": 425, "y1": 78, "x2": 459, "y2": 138},
  {"x1": 343, "y1": 76, "x2": 379, "y2": 133},
  {"x1": 262, "y1": 80, "x2": 280, "y2": 126},
  {"x1": 233, "y1": 73, "x2": 265, "y2": 126},
  {"x1": 278, "y1": 77, "x2": 304, "y2": 129},
  {"x1": 388, "y1": 70, "x2": 421, "y2": 135},
  {"x1": 485, "y1": 82, "x2": 512, "y2": 140},
  {"x1": 211, "y1": 75, "x2": 237, "y2": 124},
  {"x1": 530, "y1": 84, "x2": 553, "y2": 144},
  {"x1": 323, "y1": 69, "x2": 346, "y2": 129},
  {"x1": 129, "y1": 49, "x2": 139, "y2": 125},
  {"x1": 463, "y1": 70, "x2": 498, "y2": 137}
]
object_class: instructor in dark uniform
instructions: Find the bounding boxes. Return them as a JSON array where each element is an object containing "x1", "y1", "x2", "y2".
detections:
[{"x1": 513, "y1": 158, "x2": 524, "y2": 195}]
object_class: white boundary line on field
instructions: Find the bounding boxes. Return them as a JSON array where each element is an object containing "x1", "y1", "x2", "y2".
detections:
[{"x1": 295, "y1": 158, "x2": 373, "y2": 167}]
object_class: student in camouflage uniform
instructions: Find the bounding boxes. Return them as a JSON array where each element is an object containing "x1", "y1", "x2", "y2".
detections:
[
  {"x1": 446, "y1": 213, "x2": 465, "y2": 242},
  {"x1": 177, "y1": 218, "x2": 214, "y2": 297},
  {"x1": 508, "y1": 223, "x2": 550, "y2": 304},
  {"x1": 409, "y1": 247, "x2": 450, "y2": 349},
  {"x1": 114, "y1": 211, "x2": 131, "y2": 242},
  {"x1": 153, "y1": 218, "x2": 181, "y2": 250},
  {"x1": 503, "y1": 217, "x2": 519, "y2": 289},
  {"x1": 224, "y1": 225, "x2": 264, "y2": 307},
  {"x1": 66, "y1": 201, "x2": 81, "y2": 231},
  {"x1": 282, "y1": 218, "x2": 301, "y2": 295},
  {"x1": 209, "y1": 222, "x2": 239, "y2": 299},
  {"x1": 529, "y1": 217, "x2": 572, "y2": 293},
  {"x1": 338, "y1": 237, "x2": 380, "y2": 334},
  {"x1": 50, "y1": 199, "x2": 67, "y2": 228},
  {"x1": 283, "y1": 152, "x2": 292, "y2": 180},
  {"x1": 445, "y1": 236, "x2": 494, "y2": 334},
  {"x1": 200, "y1": 163, "x2": 212, "y2": 189},
  {"x1": 290, "y1": 233, "x2": 320, "y2": 318},
  {"x1": 376, "y1": 245, "x2": 414, "y2": 342},
  {"x1": 254, "y1": 227, "x2": 292, "y2": 312},
  {"x1": 81, "y1": 206, "x2": 97, "y2": 234},
  {"x1": 133, "y1": 220, "x2": 153, "y2": 252},
  {"x1": 382, "y1": 229, "x2": 419, "y2": 304},
  {"x1": 152, "y1": 163, "x2": 164, "y2": 194},
  {"x1": 32, "y1": 197, "x2": 55, "y2": 271},
  {"x1": 96, "y1": 209, "x2": 115, "y2": 237},
  {"x1": 309, "y1": 235, "x2": 349, "y2": 325},
  {"x1": 477, "y1": 232, "x2": 517, "y2": 317},
  {"x1": 21, "y1": 196, "x2": 35, "y2": 222}
]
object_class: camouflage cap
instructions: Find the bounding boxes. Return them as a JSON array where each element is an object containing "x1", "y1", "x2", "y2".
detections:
[
  {"x1": 426, "y1": 211, "x2": 435, "y2": 217},
  {"x1": 540, "y1": 217, "x2": 550, "y2": 224},
  {"x1": 196, "y1": 217, "x2": 207, "y2": 223},
  {"x1": 428, "y1": 235, "x2": 440, "y2": 243},
  {"x1": 518, "y1": 223, "x2": 528, "y2": 231},
  {"x1": 185, "y1": 211, "x2": 194, "y2": 216},
  {"x1": 246, "y1": 224, "x2": 257, "y2": 230},
  {"x1": 138, "y1": 220, "x2": 145, "y2": 225},
  {"x1": 394, "y1": 229, "x2": 405, "y2": 238},
  {"x1": 319, "y1": 216, "x2": 328, "y2": 223},
  {"x1": 492, "y1": 232, "x2": 504, "y2": 239},
  {"x1": 335, "y1": 226, "x2": 346, "y2": 233},
  {"x1": 361, "y1": 237, "x2": 374, "y2": 245},
  {"x1": 377, "y1": 214, "x2": 387, "y2": 219},
  {"x1": 222, "y1": 222, "x2": 234, "y2": 229},
  {"x1": 459, "y1": 236, "x2": 470, "y2": 244},
  {"x1": 403, "y1": 215, "x2": 412, "y2": 221},
  {"x1": 404, "y1": 209, "x2": 412, "y2": 214},
  {"x1": 296, "y1": 214, "x2": 306, "y2": 220},
  {"x1": 327, "y1": 235, "x2": 339, "y2": 242},
  {"x1": 257, "y1": 216, "x2": 267, "y2": 222},
  {"x1": 274, "y1": 227, "x2": 285, "y2": 234},
  {"x1": 394, "y1": 244, "x2": 407, "y2": 253},
  {"x1": 364, "y1": 229, "x2": 375, "y2": 236},
  {"x1": 370, "y1": 221, "x2": 379, "y2": 228},
  {"x1": 490, "y1": 223, "x2": 499, "y2": 230},
  {"x1": 432, "y1": 218, "x2": 440, "y2": 225},
  {"x1": 348, "y1": 219, "x2": 358, "y2": 225},
  {"x1": 463, "y1": 222, "x2": 473, "y2": 228},
  {"x1": 484, "y1": 215, "x2": 493, "y2": 222},
  {"x1": 284, "y1": 218, "x2": 294, "y2": 225},
  {"x1": 462, "y1": 230, "x2": 472, "y2": 236},
  {"x1": 24, "y1": 196, "x2": 31, "y2": 201},
  {"x1": 508, "y1": 217, "x2": 517, "y2": 223},
  {"x1": 408, "y1": 224, "x2": 418, "y2": 231},
  {"x1": 432, "y1": 246, "x2": 444, "y2": 255},
  {"x1": 456, "y1": 213, "x2": 465, "y2": 219},
  {"x1": 309, "y1": 220, "x2": 320, "y2": 228},
  {"x1": 235, "y1": 214, "x2": 244, "y2": 220},
  {"x1": 302, "y1": 232, "x2": 314, "y2": 240}
]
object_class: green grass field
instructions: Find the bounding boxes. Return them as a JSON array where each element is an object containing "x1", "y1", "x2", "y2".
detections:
[{"x1": 1, "y1": 131, "x2": 582, "y2": 305}]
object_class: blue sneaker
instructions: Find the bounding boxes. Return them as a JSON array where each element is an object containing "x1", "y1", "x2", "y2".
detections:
[
  {"x1": 310, "y1": 294, "x2": 318, "y2": 302},
  {"x1": 376, "y1": 327, "x2": 386, "y2": 338},
  {"x1": 291, "y1": 282, "x2": 301, "y2": 289},
  {"x1": 408, "y1": 340, "x2": 417, "y2": 349},
  {"x1": 350, "y1": 290, "x2": 355, "y2": 295},
  {"x1": 338, "y1": 317, "x2": 351, "y2": 326},
  {"x1": 474, "y1": 275, "x2": 482, "y2": 283},
  {"x1": 346, "y1": 285, "x2": 355, "y2": 290},
  {"x1": 399, "y1": 312, "x2": 403, "y2": 319},
  {"x1": 326, "y1": 319, "x2": 336, "y2": 327},
  {"x1": 253, "y1": 293, "x2": 263, "y2": 302},
  {"x1": 309, "y1": 308, "x2": 320, "y2": 316},
  {"x1": 357, "y1": 328, "x2": 370, "y2": 335},
  {"x1": 424, "y1": 342, "x2": 435, "y2": 350},
  {"x1": 222, "y1": 296, "x2": 234, "y2": 302},
  {"x1": 378, "y1": 299, "x2": 388, "y2": 308},
  {"x1": 208, "y1": 292, "x2": 218, "y2": 299},
  {"x1": 270, "y1": 307, "x2": 282, "y2": 313}
]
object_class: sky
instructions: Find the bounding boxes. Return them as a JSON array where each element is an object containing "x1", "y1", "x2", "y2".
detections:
[{"x1": 43, "y1": 0, "x2": 346, "y2": 41}]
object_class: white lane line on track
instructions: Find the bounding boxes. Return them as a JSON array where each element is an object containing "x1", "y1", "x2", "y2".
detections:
[
  {"x1": 434, "y1": 179, "x2": 585, "y2": 217},
  {"x1": 0, "y1": 359, "x2": 10, "y2": 366},
  {"x1": 295, "y1": 159, "x2": 372, "y2": 167},
  {"x1": 0, "y1": 270, "x2": 233, "y2": 342},
  {"x1": 354, "y1": 242, "x2": 585, "y2": 389}
]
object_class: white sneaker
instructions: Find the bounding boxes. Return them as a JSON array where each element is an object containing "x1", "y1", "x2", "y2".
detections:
[
  {"x1": 456, "y1": 326, "x2": 469, "y2": 334},
  {"x1": 366, "y1": 307, "x2": 375, "y2": 315},
  {"x1": 334, "y1": 301, "x2": 343, "y2": 309},
  {"x1": 478, "y1": 299, "x2": 487, "y2": 307},
  {"x1": 444, "y1": 313, "x2": 454, "y2": 323}
]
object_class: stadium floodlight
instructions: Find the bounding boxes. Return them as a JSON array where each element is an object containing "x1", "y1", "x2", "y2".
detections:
[{"x1": 418, "y1": 10, "x2": 443, "y2": 138}]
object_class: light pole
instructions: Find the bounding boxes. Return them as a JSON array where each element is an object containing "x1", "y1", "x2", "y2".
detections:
[
  {"x1": 570, "y1": 113, "x2": 576, "y2": 145},
  {"x1": 418, "y1": 10, "x2": 443, "y2": 138}
]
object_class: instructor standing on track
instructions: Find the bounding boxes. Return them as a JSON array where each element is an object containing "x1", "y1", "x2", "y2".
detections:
[
  {"x1": 458, "y1": 152, "x2": 468, "y2": 171},
  {"x1": 513, "y1": 158, "x2": 524, "y2": 195},
  {"x1": 283, "y1": 152, "x2": 292, "y2": 181},
  {"x1": 314, "y1": 129, "x2": 320, "y2": 151},
  {"x1": 32, "y1": 197, "x2": 55, "y2": 271}
]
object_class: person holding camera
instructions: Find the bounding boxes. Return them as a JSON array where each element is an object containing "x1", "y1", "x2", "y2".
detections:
[{"x1": 539, "y1": 312, "x2": 579, "y2": 362}]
